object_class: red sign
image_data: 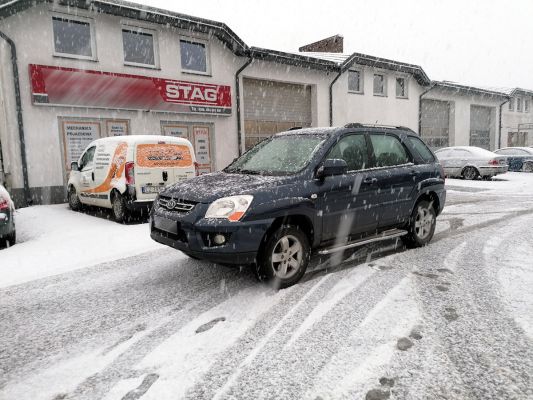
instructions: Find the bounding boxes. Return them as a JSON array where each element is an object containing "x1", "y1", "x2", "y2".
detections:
[{"x1": 29, "y1": 64, "x2": 232, "y2": 115}]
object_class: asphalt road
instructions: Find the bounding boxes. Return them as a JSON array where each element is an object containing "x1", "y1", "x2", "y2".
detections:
[{"x1": 1, "y1": 185, "x2": 533, "y2": 400}]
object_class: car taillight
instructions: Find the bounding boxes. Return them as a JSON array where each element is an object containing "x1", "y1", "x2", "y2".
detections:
[
  {"x1": 194, "y1": 162, "x2": 200, "y2": 176},
  {"x1": 488, "y1": 159, "x2": 499, "y2": 165},
  {"x1": 0, "y1": 197, "x2": 8, "y2": 211},
  {"x1": 125, "y1": 161, "x2": 135, "y2": 185}
]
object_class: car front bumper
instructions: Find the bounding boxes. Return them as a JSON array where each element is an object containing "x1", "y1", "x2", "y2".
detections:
[{"x1": 150, "y1": 203, "x2": 273, "y2": 265}]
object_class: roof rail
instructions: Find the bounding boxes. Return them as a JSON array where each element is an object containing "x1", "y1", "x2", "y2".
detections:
[
  {"x1": 288, "y1": 126, "x2": 303, "y2": 130},
  {"x1": 343, "y1": 123, "x2": 414, "y2": 132}
]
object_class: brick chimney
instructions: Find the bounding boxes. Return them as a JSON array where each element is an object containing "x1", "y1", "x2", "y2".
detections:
[{"x1": 299, "y1": 35, "x2": 344, "y2": 53}]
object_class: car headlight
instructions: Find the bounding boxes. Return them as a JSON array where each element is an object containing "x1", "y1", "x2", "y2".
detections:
[{"x1": 205, "y1": 195, "x2": 253, "y2": 221}]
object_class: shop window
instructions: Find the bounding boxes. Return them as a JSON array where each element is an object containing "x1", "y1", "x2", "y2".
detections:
[
  {"x1": 396, "y1": 77, "x2": 408, "y2": 98},
  {"x1": 180, "y1": 39, "x2": 208, "y2": 74},
  {"x1": 348, "y1": 70, "x2": 363, "y2": 93},
  {"x1": 373, "y1": 74, "x2": 386, "y2": 96},
  {"x1": 122, "y1": 27, "x2": 157, "y2": 67},
  {"x1": 52, "y1": 16, "x2": 95, "y2": 59}
]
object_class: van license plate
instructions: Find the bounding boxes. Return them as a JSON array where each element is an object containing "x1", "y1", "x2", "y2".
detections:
[{"x1": 142, "y1": 186, "x2": 163, "y2": 194}]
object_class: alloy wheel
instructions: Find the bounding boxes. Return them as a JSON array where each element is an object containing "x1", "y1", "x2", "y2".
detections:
[
  {"x1": 271, "y1": 235, "x2": 303, "y2": 279},
  {"x1": 414, "y1": 205, "x2": 435, "y2": 240}
]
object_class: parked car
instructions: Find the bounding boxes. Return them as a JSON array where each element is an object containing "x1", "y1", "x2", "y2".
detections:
[
  {"x1": 68, "y1": 135, "x2": 198, "y2": 222},
  {"x1": 434, "y1": 146, "x2": 508, "y2": 180},
  {"x1": 150, "y1": 124, "x2": 446, "y2": 288},
  {"x1": 493, "y1": 147, "x2": 533, "y2": 172},
  {"x1": 0, "y1": 184, "x2": 16, "y2": 247}
]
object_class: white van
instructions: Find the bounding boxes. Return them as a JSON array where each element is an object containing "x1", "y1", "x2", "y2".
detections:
[{"x1": 67, "y1": 135, "x2": 197, "y2": 221}]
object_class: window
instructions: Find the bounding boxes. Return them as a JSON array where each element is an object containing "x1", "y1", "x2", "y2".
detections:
[
  {"x1": 79, "y1": 146, "x2": 96, "y2": 170},
  {"x1": 348, "y1": 70, "x2": 363, "y2": 93},
  {"x1": 517, "y1": 98, "x2": 522, "y2": 112},
  {"x1": 180, "y1": 39, "x2": 208, "y2": 73},
  {"x1": 525, "y1": 99, "x2": 530, "y2": 113},
  {"x1": 396, "y1": 77, "x2": 408, "y2": 98},
  {"x1": 52, "y1": 16, "x2": 94, "y2": 58},
  {"x1": 508, "y1": 98, "x2": 514, "y2": 111},
  {"x1": 407, "y1": 136, "x2": 435, "y2": 163},
  {"x1": 122, "y1": 27, "x2": 156, "y2": 67},
  {"x1": 373, "y1": 74, "x2": 386, "y2": 96},
  {"x1": 327, "y1": 134, "x2": 369, "y2": 171},
  {"x1": 370, "y1": 134, "x2": 410, "y2": 167}
]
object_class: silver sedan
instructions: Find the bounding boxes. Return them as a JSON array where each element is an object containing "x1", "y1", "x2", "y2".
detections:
[{"x1": 434, "y1": 146, "x2": 508, "y2": 180}]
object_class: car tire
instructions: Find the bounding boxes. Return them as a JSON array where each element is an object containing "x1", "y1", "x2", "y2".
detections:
[
  {"x1": 68, "y1": 186, "x2": 82, "y2": 211},
  {"x1": 522, "y1": 162, "x2": 533, "y2": 173},
  {"x1": 462, "y1": 166, "x2": 479, "y2": 180},
  {"x1": 7, "y1": 230, "x2": 16, "y2": 246},
  {"x1": 256, "y1": 225, "x2": 310, "y2": 289},
  {"x1": 111, "y1": 191, "x2": 127, "y2": 223},
  {"x1": 402, "y1": 200, "x2": 437, "y2": 248}
]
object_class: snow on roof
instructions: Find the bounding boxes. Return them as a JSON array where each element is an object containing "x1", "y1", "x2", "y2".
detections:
[{"x1": 296, "y1": 52, "x2": 352, "y2": 65}]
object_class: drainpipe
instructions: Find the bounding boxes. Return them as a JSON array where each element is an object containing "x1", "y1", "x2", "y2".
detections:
[
  {"x1": 235, "y1": 56, "x2": 253, "y2": 156},
  {"x1": 329, "y1": 69, "x2": 343, "y2": 127},
  {"x1": 498, "y1": 98, "x2": 510, "y2": 149},
  {"x1": 418, "y1": 83, "x2": 436, "y2": 135},
  {"x1": 0, "y1": 30, "x2": 30, "y2": 206}
]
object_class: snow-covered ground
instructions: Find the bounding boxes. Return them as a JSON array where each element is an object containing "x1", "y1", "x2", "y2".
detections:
[{"x1": 1, "y1": 172, "x2": 532, "y2": 400}]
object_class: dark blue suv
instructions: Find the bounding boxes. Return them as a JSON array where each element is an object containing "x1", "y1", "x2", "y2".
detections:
[{"x1": 150, "y1": 124, "x2": 446, "y2": 288}]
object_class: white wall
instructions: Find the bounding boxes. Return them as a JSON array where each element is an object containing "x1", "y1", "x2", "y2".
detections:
[
  {"x1": 332, "y1": 66, "x2": 424, "y2": 131},
  {"x1": 501, "y1": 95, "x2": 533, "y2": 146}
]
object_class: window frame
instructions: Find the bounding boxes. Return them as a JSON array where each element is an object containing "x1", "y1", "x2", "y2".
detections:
[
  {"x1": 121, "y1": 24, "x2": 160, "y2": 69},
  {"x1": 179, "y1": 36, "x2": 211, "y2": 76},
  {"x1": 347, "y1": 69, "x2": 364, "y2": 94},
  {"x1": 395, "y1": 76, "x2": 408, "y2": 99},
  {"x1": 517, "y1": 97, "x2": 522, "y2": 112},
  {"x1": 368, "y1": 132, "x2": 414, "y2": 168},
  {"x1": 508, "y1": 98, "x2": 514, "y2": 111},
  {"x1": 51, "y1": 13, "x2": 97, "y2": 61},
  {"x1": 79, "y1": 145, "x2": 96, "y2": 171},
  {"x1": 525, "y1": 99, "x2": 530, "y2": 113},
  {"x1": 373, "y1": 73, "x2": 387, "y2": 97}
]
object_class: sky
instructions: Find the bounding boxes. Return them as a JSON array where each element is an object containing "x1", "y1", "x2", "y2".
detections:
[{"x1": 131, "y1": 0, "x2": 533, "y2": 90}]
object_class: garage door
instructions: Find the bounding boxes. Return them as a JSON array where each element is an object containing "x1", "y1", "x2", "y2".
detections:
[
  {"x1": 243, "y1": 78, "x2": 312, "y2": 150},
  {"x1": 470, "y1": 106, "x2": 492, "y2": 150},
  {"x1": 420, "y1": 99, "x2": 450, "y2": 149}
]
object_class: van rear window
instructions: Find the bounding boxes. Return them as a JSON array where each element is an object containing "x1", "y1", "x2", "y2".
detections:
[{"x1": 136, "y1": 144, "x2": 193, "y2": 168}]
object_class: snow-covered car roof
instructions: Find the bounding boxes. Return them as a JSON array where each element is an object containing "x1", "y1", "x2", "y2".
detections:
[
  {"x1": 0, "y1": 184, "x2": 15, "y2": 210},
  {"x1": 435, "y1": 146, "x2": 499, "y2": 157}
]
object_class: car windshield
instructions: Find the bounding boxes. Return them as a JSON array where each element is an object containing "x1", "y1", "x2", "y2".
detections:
[{"x1": 224, "y1": 134, "x2": 326, "y2": 175}]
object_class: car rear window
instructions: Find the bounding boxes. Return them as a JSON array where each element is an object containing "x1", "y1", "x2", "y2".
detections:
[
  {"x1": 407, "y1": 136, "x2": 435, "y2": 163},
  {"x1": 136, "y1": 143, "x2": 193, "y2": 168}
]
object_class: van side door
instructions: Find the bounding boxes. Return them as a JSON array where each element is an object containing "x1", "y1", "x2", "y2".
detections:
[
  {"x1": 78, "y1": 145, "x2": 96, "y2": 205},
  {"x1": 315, "y1": 133, "x2": 378, "y2": 244}
]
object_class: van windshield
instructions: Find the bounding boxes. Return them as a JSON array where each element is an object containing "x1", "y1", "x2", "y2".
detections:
[{"x1": 225, "y1": 134, "x2": 326, "y2": 175}]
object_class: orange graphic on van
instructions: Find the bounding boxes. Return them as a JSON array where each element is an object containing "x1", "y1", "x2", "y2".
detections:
[
  {"x1": 83, "y1": 142, "x2": 128, "y2": 194},
  {"x1": 136, "y1": 144, "x2": 193, "y2": 168}
]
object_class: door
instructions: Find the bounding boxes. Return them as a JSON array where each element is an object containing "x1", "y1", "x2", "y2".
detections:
[
  {"x1": 470, "y1": 106, "x2": 492, "y2": 150},
  {"x1": 367, "y1": 133, "x2": 417, "y2": 227},
  {"x1": 315, "y1": 134, "x2": 377, "y2": 244},
  {"x1": 420, "y1": 99, "x2": 450, "y2": 149},
  {"x1": 78, "y1": 145, "x2": 96, "y2": 204}
]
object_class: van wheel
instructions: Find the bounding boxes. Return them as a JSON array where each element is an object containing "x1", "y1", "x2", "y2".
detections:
[
  {"x1": 257, "y1": 225, "x2": 310, "y2": 289},
  {"x1": 68, "y1": 186, "x2": 82, "y2": 211},
  {"x1": 462, "y1": 166, "x2": 478, "y2": 180},
  {"x1": 402, "y1": 200, "x2": 436, "y2": 248},
  {"x1": 111, "y1": 192, "x2": 127, "y2": 222},
  {"x1": 7, "y1": 230, "x2": 16, "y2": 246}
]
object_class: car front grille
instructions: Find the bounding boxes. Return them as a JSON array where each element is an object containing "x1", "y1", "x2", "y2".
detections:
[{"x1": 158, "y1": 196, "x2": 197, "y2": 213}]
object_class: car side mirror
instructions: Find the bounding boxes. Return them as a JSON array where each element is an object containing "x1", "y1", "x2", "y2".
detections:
[
  {"x1": 316, "y1": 159, "x2": 348, "y2": 179},
  {"x1": 71, "y1": 161, "x2": 79, "y2": 171}
]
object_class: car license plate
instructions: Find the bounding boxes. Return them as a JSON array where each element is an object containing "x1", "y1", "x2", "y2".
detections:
[
  {"x1": 142, "y1": 185, "x2": 164, "y2": 194},
  {"x1": 154, "y1": 216, "x2": 178, "y2": 234}
]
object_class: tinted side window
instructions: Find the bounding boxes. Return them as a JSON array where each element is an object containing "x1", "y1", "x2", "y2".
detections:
[
  {"x1": 407, "y1": 136, "x2": 435, "y2": 163},
  {"x1": 327, "y1": 134, "x2": 369, "y2": 171},
  {"x1": 79, "y1": 146, "x2": 96, "y2": 170},
  {"x1": 370, "y1": 134, "x2": 410, "y2": 167}
]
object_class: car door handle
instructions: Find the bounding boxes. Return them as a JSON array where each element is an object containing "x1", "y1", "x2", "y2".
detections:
[
  {"x1": 363, "y1": 177, "x2": 377, "y2": 184},
  {"x1": 409, "y1": 170, "x2": 420, "y2": 176},
  {"x1": 91, "y1": 172, "x2": 95, "y2": 181}
]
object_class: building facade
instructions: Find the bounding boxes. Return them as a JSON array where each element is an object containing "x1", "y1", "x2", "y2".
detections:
[{"x1": 1, "y1": 0, "x2": 532, "y2": 207}]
